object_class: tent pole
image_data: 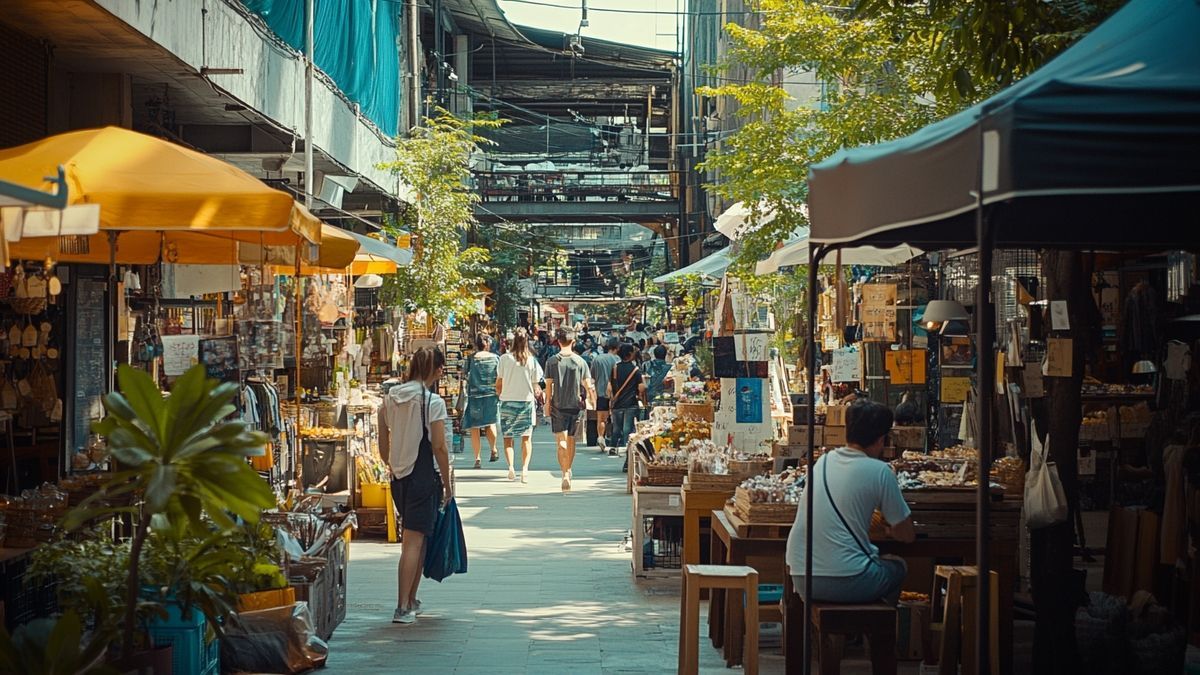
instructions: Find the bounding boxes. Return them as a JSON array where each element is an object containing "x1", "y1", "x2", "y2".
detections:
[
  {"x1": 294, "y1": 255, "x2": 303, "y2": 495},
  {"x1": 974, "y1": 131, "x2": 995, "y2": 675},
  {"x1": 802, "y1": 243, "x2": 827, "y2": 675},
  {"x1": 107, "y1": 231, "x2": 119, "y2": 394}
]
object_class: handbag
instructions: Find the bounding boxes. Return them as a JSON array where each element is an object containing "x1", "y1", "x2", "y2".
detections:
[
  {"x1": 455, "y1": 355, "x2": 470, "y2": 414},
  {"x1": 1025, "y1": 426, "x2": 1068, "y2": 529}
]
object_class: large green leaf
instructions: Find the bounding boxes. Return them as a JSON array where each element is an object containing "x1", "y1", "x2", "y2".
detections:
[{"x1": 115, "y1": 364, "x2": 167, "y2": 444}]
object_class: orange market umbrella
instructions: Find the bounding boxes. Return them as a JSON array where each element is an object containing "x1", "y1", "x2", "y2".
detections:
[{"x1": 0, "y1": 127, "x2": 321, "y2": 264}]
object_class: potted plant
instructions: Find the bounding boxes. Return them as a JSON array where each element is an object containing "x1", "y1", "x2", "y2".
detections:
[{"x1": 61, "y1": 364, "x2": 278, "y2": 667}]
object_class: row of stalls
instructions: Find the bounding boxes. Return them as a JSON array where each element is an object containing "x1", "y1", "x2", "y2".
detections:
[
  {"x1": 0, "y1": 126, "x2": 416, "y2": 661},
  {"x1": 640, "y1": 2, "x2": 1200, "y2": 674}
]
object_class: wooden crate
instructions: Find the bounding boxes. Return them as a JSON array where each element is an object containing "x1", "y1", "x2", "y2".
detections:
[
  {"x1": 686, "y1": 473, "x2": 742, "y2": 491},
  {"x1": 723, "y1": 505, "x2": 794, "y2": 538},
  {"x1": 732, "y1": 488, "x2": 798, "y2": 525}
]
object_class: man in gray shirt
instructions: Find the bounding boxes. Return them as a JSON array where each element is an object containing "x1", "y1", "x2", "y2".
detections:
[
  {"x1": 544, "y1": 328, "x2": 595, "y2": 493},
  {"x1": 589, "y1": 337, "x2": 620, "y2": 453}
]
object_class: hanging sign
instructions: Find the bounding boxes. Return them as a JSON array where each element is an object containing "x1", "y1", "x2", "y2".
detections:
[
  {"x1": 885, "y1": 349, "x2": 926, "y2": 385},
  {"x1": 161, "y1": 334, "x2": 200, "y2": 377},
  {"x1": 861, "y1": 283, "x2": 897, "y2": 342},
  {"x1": 941, "y1": 376, "x2": 971, "y2": 403},
  {"x1": 1044, "y1": 338, "x2": 1073, "y2": 377},
  {"x1": 831, "y1": 347, "x2": 861, "y2": 383}
]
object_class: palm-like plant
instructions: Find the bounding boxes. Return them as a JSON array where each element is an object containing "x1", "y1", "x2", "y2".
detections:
[{"x1": 65, "y1": 364, "x2": 276, "y2": 659}]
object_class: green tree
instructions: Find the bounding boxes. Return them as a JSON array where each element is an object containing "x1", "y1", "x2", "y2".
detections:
[
  {"x1": 378, "y1": 110, "x2": 501, "y2": 321},
  {"x1": 477, "y1": 223, "x2": 561, "y2": 330}
]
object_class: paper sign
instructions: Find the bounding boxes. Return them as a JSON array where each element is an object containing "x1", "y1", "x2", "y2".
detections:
[
  {"x1": 1045, "y1": 337, "x2": 1073, "y2": 377},
  {"x1": 823, "y1": 334, "x2": 842, "y2": 351},
  {"x1": 735, "y1": 378, "x2": 764, "y2": 424},
  {"x1": 1050, "y1": 300, "x2": 1070, "y2": 330},
  {"x1": 663, "y1": 332, "x2": 680, "y2": 344},
  {"x1": 161, "y1": 334, "x2": 200, "y2": 376},
  {"x1": 885, "y1": 349, "x2": 926, "y2": 385},
  {"x1": 1022, "y1": 364, "x2": 1044, "y2": 397},
  {"x1": 861, "y1": 284, "x2": 897, "y2": 342},
  {"x1": 1078, "y1": 447, "x2": 1096, "y2": 476},
  {"x1": 734, "y1": 333, "x2": 770, "y2": 361},
  {"x1": 941, "y1": 376, "x2": 971, "y2": 403},
  {"x1": 831, "y1": 348, "x2": 861, "y2": 383}
]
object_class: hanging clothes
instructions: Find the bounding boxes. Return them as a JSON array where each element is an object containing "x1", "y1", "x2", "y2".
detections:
[{"x1": 1121, "y1": 281, "x2": 1162, "y2": 357}]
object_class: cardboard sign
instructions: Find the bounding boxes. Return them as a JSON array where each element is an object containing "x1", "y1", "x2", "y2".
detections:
[
  {"x1": 1022, "y1": 364, "x2": 1044, "y2": 397},
  {"x1": 734, "y1": 333, "x2": 771, "y2": 361},
  {"x1": 831, "y1": 348, "x2": 861, "y2": 383},
  {"x1": 885, "y1": 349, "x2": 926, "y2": 385},
  {"x1": 861, "y1": 283, "x2": 897, "y2": 342},
  {"x1": 1045, "y1": 337, "x2": 1073, "y2": 377},
  {"x1": 161, "y1": 334, "x2": 200, "y2": 376},
  {"x1": 941, "y1": 376, "x2": 971, "y2": 403}
]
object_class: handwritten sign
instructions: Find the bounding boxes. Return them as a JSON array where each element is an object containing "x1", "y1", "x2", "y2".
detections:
[
  {"x1": 734, "y1": 333, "x2": 770, "y2": 361},
  {"x1": 1045, "y1": 337, "x2": 1073, "y2": 377},
  {"x1": 861, "y1": 283, "x2": 897, "y2": 343},
  {"x1": 663, "y1": 331, "x2": 680, "y2": 344},
  {"x1": 885, "y1": 349, "x2": 926, "y2": 385},
  {"x1": 161, "y1": 334, "x2": 200, "y2": 377},
  {"x1": 831, "y1": 348, "x2": 861, "y2": 383},
  {"x1": 941, "y1": 376, "x2": 971, "y2": 403}
]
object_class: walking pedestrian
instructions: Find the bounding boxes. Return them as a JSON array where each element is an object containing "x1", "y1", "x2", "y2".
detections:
[
  {"x1": 378, "y1": 347, "x2": 454, "y2": 625},
  {"x1": 640, "y1": 344, "x2": 673, "y2": 414},
  {"x1": 543, "y1": 328, "x2": 595, "y2": 493},
  {"x1": 590, "y1": 337, "x2": 620, "y2": 451},
  {"x1": 607, "y1": 343, "x2": 645, "y2": 457},
  {"x1": 496, "y1": 327, "x2": 542, "y2": 483},
  {"x1": 462, "y1": 334, "x2": 500, "y2": 468}
]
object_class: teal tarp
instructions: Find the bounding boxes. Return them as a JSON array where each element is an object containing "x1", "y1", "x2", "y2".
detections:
[
  {"x1": 241, "y1": 0, "x2": 401, "y2": 136},
  {"x1": 808, "y1": 0, "x2": 1200, "y2": 249}
]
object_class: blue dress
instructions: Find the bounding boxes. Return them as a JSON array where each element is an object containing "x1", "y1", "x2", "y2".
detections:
[{"x1": 462, "y1": 352, "x2": 499, "y2": 429}]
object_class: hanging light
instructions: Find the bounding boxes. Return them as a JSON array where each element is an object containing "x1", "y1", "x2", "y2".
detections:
[
  {"x1": 923, "y1": 299, "x2": 968, "y2": 330},
  {"x1": 1132, "y1": 359, "x2": 1158, "y2": 375},
  {"x1": 354, "y1": 274, "x2": 384, "y2": 289}
]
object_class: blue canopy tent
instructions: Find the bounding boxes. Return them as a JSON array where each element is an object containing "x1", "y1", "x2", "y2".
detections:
[{"x1": 799, "y1": 2, "x2": 1200, "y2": 674}]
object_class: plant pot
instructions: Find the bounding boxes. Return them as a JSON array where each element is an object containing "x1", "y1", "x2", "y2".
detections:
[{"x1": 112, "y1": 644, "x2": 173, "y2": 675}]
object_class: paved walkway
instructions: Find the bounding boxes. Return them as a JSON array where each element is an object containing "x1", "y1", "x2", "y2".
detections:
[{"x1": 324, "y1": 422, "x2": 773, "y2": 674}]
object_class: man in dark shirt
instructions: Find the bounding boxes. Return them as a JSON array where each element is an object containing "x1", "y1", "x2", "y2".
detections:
[
  {"x1": 543, "y1": 328, "x2": 595, "y2": 493},
  {"x1": 607, "y1": 343, "x2": 646, "y2": 455}
]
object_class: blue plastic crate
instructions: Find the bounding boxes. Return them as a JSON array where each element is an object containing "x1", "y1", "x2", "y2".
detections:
[{"x1": 148, "y1": 603, "x2": 219, "y2": 675}]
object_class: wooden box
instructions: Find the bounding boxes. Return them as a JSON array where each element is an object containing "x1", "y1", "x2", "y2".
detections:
[
  {"x1": 676, "y1": 401, "x2": 714, "y2": 422},
  {"x1": 823, "y1": 425, "x2": 847, "y2": 446},
  {"x1": 772, "y1": 443, "x2": 804, "y2": 459},
  {"x1": 787, "y1": 424, "x2": 823, "y2": 446},
  {"x1": 825, "y1": 405, "x2": 848, "y2": 427},
  {"x1": 896, "y1": 601, "x2": 932, "y2": 660}
]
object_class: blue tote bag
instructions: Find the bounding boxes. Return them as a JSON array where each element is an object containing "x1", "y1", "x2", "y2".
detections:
[{"x1": 423, "y1": 497, "x2": 468, "y2": 581}]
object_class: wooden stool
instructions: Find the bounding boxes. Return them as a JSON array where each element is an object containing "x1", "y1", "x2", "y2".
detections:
[
  {"x1": 933, "y1": 565, "x2": 999, "y2": 675},
  {"x1": 810, "y1": 602, "x2": 898, "y2": 675},
  {"x1": 679, "y1": 564, "x2": 759, "y2": 675}
]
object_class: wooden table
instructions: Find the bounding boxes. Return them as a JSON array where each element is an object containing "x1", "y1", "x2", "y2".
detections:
[
  {"x1": 709, "y1": 502, "x2": 1020, "y2": 674},
  {"x1": 681, "y1": 483, "x2": 732, "y2": 569},
  {"x1": 632, "y1": 484, "x2": 683, "y2": 578}
]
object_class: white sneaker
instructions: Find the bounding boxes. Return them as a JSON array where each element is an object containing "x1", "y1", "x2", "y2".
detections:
[
  {"x1": 392, "y1": 607, "x2": 416, "y2": 624},
  {"x1": 414, "y1": 598, "x2": 424, "y2": 615}
]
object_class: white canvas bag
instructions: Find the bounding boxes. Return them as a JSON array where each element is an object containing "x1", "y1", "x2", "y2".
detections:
[{"x1": 1024, "y1": 422, "x2": 1069, "y2": 529}]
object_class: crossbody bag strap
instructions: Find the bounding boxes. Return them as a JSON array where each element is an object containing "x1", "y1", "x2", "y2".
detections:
[
  {"x1": 821, "y1": 455, "x2": 876, "y2": 563},
  {"x1": 611, "y1": 365, "x2": 638, "y2": 403}
]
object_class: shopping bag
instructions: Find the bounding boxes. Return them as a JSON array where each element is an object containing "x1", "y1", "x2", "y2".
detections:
[
  {"x1": 1024, "y1": 426, "x2": 1068, "y2": 529},
  {"x1": 423, "y1": 497, "x2": 468, "y2": 581}
]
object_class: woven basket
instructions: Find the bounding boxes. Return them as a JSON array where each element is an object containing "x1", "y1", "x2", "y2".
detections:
[
  {"x1": 729, "y1": 458, "x2": 773, "y2": 479},
  {"x1": 6, "y1": 297, "x2": 47, "y2": 315},
  {"x1": 733, "y1": 488, "x2": 798, "y2": 523},
  {"x1": 687, "y1": 472, "x2": 741, "y2": 491},
  {"x1": 643, "y1": 464, "x2": 688, "y2": 487}
]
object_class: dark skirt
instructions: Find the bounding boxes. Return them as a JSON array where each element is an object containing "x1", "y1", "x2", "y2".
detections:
[{"x1": 463, "y1": 394, "x2": 499, "y2": 429}]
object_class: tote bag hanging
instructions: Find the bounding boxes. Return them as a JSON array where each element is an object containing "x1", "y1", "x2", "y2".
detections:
[{"x1": 1024, "y1": 423, "x2": 1068, "y2": 529}]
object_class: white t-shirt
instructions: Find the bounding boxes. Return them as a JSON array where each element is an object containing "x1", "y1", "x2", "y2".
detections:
[
  {"x1": 785, "y1": 447, "x2": 911, "y2": 577},
  {"x1": 496, "y1": 352, "x2": 543, "y2": 402},
  {"x1": 380, "y1": 381, "x2": 450, "y2": 480}
]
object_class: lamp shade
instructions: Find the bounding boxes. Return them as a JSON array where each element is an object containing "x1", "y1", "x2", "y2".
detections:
[
  {"x1": 1132, "y1": 359, "x2": 1158, "y2": 374},
  {"x1": 354, "y1": 274, "x2": 384, "y2": 289},
  {"x1": 924, "y1": 300, "x2": 969, "y2": 324}
]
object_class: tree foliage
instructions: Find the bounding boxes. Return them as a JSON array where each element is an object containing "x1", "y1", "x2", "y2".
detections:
[
  {"x1": 477, "y1": 223, "x2": 561, "y2": 330},
  {"x1": 378, "y1": 110, "x2": 501, "y2": 322},
  {"x1": 701, "y1": 0, "x2": 1120, "y2": 270}
]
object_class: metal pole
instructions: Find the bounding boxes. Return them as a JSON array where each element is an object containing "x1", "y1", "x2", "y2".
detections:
[
  {"x1": 304, "y1": 0, "x2": 315, "y2": 210},
  {"x1": 803, "y1": 243, "x2": 826, "y2": 675},
  {"x1": 975, "y1": 127, "x2": 994, "y2": 675},
  {"x1": 409, "y1": 0, "x2": 421, "y2": 128}
]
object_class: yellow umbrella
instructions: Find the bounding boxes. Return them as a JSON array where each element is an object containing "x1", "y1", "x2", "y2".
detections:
[
  {"x1": 0, "y1": 127, "x2": 321, "y2": 264},
  {"x1": 268, "y1": 226, "x2": 410, "y2": 275}
]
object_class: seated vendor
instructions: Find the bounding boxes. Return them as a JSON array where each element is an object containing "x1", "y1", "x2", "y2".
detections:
[{"x1": 786, "y1": 399, "x2": 916, "y2": 605}]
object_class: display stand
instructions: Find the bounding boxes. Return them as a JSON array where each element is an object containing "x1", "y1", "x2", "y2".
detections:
[{"x1": 631, "y1": 484, "x2": 683, "y2": 578}]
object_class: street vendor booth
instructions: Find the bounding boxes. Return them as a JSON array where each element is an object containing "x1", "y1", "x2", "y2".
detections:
[{"x1": 790, "y1": 1, "x2": 1200, "y2": 674}]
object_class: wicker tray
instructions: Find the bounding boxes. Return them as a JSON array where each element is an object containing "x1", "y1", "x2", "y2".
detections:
[
  {"x1": 643, "y1": 464, "x2": 688, "y2": 487},
  {"x1": 733, "y1": 488, "x2": 798, "y2": 523}
]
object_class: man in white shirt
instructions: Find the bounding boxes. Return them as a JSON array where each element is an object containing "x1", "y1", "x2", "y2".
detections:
[{"x1": 786, "y1": 400, "x2": 916, "y2": 605}]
